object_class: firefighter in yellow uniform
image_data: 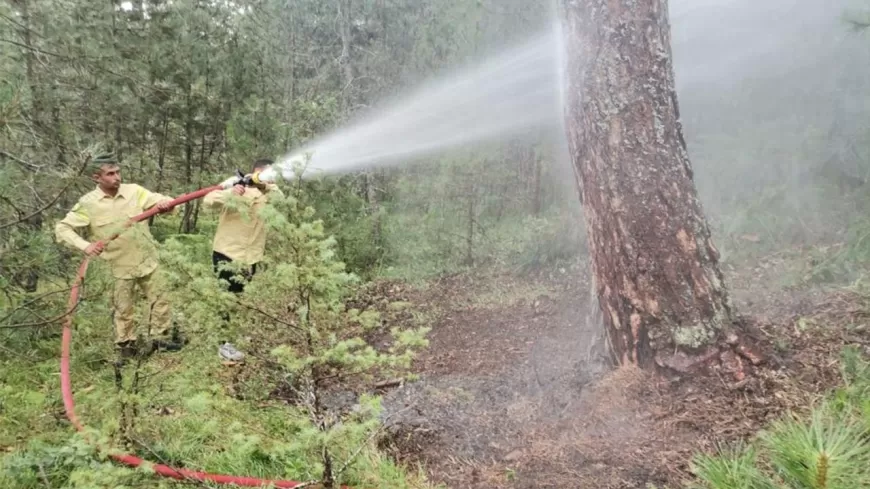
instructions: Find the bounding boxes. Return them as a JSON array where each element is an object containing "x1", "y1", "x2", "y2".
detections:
[
  {"x1": 55, "y1": 155, "x2": 184, "y2": 358},
  {"x1": 204, "y1": 158, "x2": 284, "y2": 362}
]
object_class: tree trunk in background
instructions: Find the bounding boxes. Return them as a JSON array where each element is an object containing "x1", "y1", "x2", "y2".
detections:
[
  {"x1": 560, "y1": 0, "x2": 758, "y2": 376},
  {"x1": 14, "y1": 0, "x2": 45, "y2": 132},
  {"x1": 367, "y1": 172, "x2": 382, "y2": 249},
  {"x1": 283, "y1": 5, "x2": 297, "y2": 148},
  {"x1": 532, "y1": 153, "x2": 542, "y2": 216},
  {"x1": 338, "y1": 0, "x2": 354, "y2": 114},
  {"x1": 465, "y1": 179, "x2": 475, "y2": 266},
  {"x1": 181, "y1": 81, "x2": 195, "y2": 234},
  {"x1": 12, "y1": 0, "x2": 42, "y2": 292},
  {"x1": 156, "y1": 113, "x2": 169, "y2": 191}
]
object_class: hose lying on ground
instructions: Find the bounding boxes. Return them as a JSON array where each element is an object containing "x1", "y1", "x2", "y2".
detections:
[{"x1": 59, "y1": 184, "x2": 336, "y2": 488}]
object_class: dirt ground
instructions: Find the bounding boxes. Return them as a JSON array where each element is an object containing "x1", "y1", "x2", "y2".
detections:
[{"x1": 362, "y1": 252, "x2": 870, "y2": 488}]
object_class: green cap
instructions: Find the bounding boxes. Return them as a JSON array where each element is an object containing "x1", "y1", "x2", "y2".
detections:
[
  {"x1": 89, "y1": 152, "x2": 118, "y2": 173},
  {"x1": 92, "y1": 152, "x2": 117, "y2": 164}
]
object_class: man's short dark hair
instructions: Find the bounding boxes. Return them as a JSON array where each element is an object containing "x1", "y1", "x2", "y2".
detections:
[{"x1": 252, "y1": 158, "x2": 273, "y2": 172}]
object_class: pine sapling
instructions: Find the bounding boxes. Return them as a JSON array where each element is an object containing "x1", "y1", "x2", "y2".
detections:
[
  {"x1": 690, "y1": 443, "x2": 776, "y2": 489},
  {"x1": 231, "y1": 163, "x2": 430, "y2": 488},
  {"x1": 763, "y1": 405, "x2": 870, "y2": 489}
]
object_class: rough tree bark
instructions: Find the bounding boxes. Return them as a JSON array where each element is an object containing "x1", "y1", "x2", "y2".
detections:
[{"x1": 560, "y1": 0, "x2": 759, "y2": 375}]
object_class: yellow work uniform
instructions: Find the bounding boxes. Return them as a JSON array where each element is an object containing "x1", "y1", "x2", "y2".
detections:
[
  {"x1": 55, "y1": 184, "x2": 176, "y2": 344},
  {"x1": 203, "y1": 184, "x2": 284, "y2": 265}
]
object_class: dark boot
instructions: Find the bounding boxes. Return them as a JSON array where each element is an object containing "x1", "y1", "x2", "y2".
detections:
[
  {"x1": 152, "y1": 337, "x2": 183, "y2": 352},
  {"x1": 152, "y1": 327, "x2": 186, "y2": 353},
  {"x1": 116, "y1": 340, "x2": 138, "y2": 360}
]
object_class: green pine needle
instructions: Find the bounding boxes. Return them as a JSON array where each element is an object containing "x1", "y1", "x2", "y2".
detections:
[
  {"x1": 691, "y1": 444, "x2": 777, "y2": 489},
  {"x1": 763, "y1": 406, "x2": 870, "y2": 489}
]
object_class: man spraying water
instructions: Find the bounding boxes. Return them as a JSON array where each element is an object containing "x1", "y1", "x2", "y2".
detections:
[{"x1": 205, "y1": 159, "x2": 284, "y2": 363}]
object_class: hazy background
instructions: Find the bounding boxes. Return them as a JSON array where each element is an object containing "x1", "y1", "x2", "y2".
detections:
[{"x1": 373, "y1": 0, "x2": 870, "y2": 278}]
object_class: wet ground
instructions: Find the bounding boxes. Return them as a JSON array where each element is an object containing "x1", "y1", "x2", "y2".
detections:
[{"x1": 365, "y1": 252, "x2": 870, "y2": 488}]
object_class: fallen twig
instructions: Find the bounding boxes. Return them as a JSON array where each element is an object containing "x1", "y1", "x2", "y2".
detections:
[{"x1": 373, "y1": 378, "x2": 403, "y2": 389}]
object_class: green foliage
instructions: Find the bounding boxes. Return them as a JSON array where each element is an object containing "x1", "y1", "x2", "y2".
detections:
[
  {"x1": 691, "y1": 444, "x2": 776, "y2": 489},
  {"x1": 689, "y1": 348, "x2": 870, "y2": 489},
  {"x1": 798, "y1": 204, "x2": 870, "y2": 284},
  {"x1": 827, "y1": 345, "x2": 870, "y2": 441},
  {"x1": 1, "y1": 177, "x2": 432, "y2": 488},
  {"x1": 3, "y1": 0, "x2": 865, "y2": 486},
  {"x1": 0, "y1": 437, "x2": 148, "y2": 489},
  {"x1": 376, "y1": 143, "x2": 583, "y2": 281},
  {"x1": 380, "y1": 204, "x2": 584, "y2": 281},
  {"x1": 763, "y1": 407, "x2": 870, "y2": 489},
  {"x1": 296, "y1": 176, "x2": 385, "y2": 278},
  {"x1": 156, "y1": 180, "x2": 428, "y2": 486},
  {"x1": 708, "y1": 183, "x2": 855, "y2": 265}
]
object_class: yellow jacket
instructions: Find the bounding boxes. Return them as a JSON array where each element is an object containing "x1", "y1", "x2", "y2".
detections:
[
  {"x1": 55, "y1": 184, "x2": 175, "y2": 279},
  {"x1": 203, "y1": 184, "x2": 284, "y2": 265}
]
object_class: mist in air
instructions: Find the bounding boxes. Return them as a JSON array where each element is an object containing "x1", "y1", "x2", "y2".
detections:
[
  {"x1": 275, "y1": 0, "x2": 869, "y2": 204},
  {"x1": 276, "y1": 28, "x2": 563, "y2": 178}
]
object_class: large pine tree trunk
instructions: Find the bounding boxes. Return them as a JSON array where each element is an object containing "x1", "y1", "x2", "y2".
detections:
[{"x1": 560, "y1": 0, "x2": 757, "y2": 374}]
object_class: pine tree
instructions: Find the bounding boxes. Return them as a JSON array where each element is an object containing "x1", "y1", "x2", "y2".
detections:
[{"x1": 159, "y1": 167, "x2": 429, "y2": 487}]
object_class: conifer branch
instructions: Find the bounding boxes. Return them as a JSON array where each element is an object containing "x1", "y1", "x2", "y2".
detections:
[{"x1": 0, "y1": 157, "x2": 89, "y2": 229}]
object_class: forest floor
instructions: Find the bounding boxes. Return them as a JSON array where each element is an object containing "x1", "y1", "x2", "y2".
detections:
[
  {"x1": 4, "y1": 242, "x2": 868, "y2": 489},
  {"x1": 360, "y1": 248, "x2": 870, "y2": 488}
]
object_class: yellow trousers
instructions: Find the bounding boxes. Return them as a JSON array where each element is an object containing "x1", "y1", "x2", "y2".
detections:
[{"x1": 112, "y1": 268, "x2": 171, "y2": 344}]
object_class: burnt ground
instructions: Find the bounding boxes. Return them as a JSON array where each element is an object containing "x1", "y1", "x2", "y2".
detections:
[{"x1": 362, "y1": 251, "x2": 870, "y2": 488}]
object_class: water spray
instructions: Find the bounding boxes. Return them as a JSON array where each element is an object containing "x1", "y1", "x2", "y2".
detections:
[{"x1": 272, "y1": 29, "x2": 562, "y2": 179}]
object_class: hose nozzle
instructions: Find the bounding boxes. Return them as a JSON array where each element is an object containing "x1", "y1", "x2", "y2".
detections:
[
  {"x1": 251, "y1": 166, "x2": 278, "y2": 185},
  {"x1": 219, "y1": 166, "x2": 280, "y2": 190}
]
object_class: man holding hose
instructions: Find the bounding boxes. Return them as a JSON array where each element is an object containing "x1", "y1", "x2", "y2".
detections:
[
  {"x1": 205, "y1": 158, "x2": 284, "y2": 363},
  {"x1": 55, "y1": 154, "x2": 184, "y2": 359}
]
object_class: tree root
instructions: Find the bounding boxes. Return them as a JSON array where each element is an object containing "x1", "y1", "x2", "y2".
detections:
[{"x1": 655, "y1": 321, "x2": 767, "y2": 381}]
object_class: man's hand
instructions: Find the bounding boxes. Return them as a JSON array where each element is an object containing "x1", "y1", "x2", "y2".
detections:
[
  {"x1": 232, "y1": 185, "x2": 246, "y2": 196},
  {"x1": 156, "y1": 201, "x2": 174, "y2": 213},
  {"x1": 84, "y1": 241, "x2": 104, "y2": 257}
]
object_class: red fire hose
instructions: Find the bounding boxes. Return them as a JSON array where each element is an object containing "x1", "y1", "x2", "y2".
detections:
[{"x1": 59, "y1": 184, "x2": 324, "y2": 488}]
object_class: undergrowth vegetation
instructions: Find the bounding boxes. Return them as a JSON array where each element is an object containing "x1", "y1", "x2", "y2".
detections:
[
  {"x1": 2, "y1": 0, "x2": 870, "y2": 488},
  {"x1": 0, "y1": 181, "x2": 434, "y2": 489},
  {"x1": 690, "y1": 346, "x2": 870, "y2": 489}
]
